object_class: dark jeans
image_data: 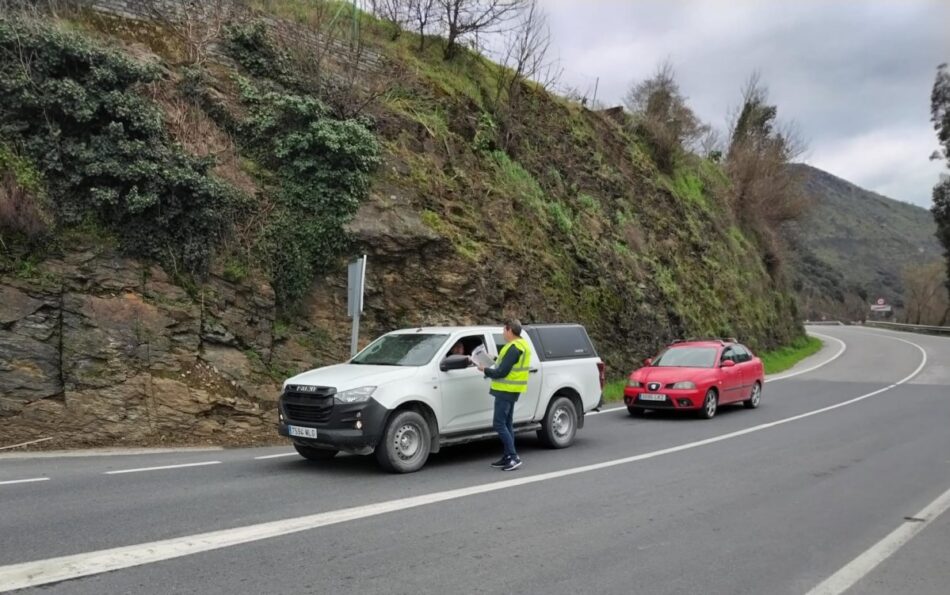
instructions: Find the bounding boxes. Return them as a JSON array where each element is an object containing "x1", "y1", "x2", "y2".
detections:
[{"x1": 492, "y1": 395, "x2": 517, "y2": 459}]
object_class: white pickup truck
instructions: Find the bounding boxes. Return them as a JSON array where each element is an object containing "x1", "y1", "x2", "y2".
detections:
[{"x1": 278, "y1": 324, "x2": 605, "y2": 473}]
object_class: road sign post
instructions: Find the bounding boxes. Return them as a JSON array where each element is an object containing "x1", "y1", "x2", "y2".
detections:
[{"x1": 347, "y1": 255, "x2": 367, "y2": 357}]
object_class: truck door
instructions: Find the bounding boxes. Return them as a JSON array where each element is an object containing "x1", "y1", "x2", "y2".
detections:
[
  {"x1": 439, "y1": 332, "x2": 494, "y2": 432},
  {"x1": 490, "y1": 333, "x2": 543, "y2": 423}
]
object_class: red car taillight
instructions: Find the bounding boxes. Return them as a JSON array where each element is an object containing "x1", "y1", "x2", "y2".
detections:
[{"x1": 597, "y1": 361, "x2": 606, "y2": 389}]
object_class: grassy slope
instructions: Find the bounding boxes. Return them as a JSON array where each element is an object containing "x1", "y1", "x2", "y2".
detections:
[{"x1": 51, "y1": 3, "x2": 803, "y2": 374}]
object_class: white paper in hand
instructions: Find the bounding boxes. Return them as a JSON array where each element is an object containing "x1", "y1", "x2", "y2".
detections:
[{"x1": 471, "y1": 344, "x2": 495, "y2": 369}]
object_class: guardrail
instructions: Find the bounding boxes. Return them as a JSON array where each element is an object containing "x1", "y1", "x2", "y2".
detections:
[
  {"x1": 864, "y1": 320, "x2": 950, "y2": 336},
  {"x1": 803, "y1": 320, "x2": 845, "y2": 326}
]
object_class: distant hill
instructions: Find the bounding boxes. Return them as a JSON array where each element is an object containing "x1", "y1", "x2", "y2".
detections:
[{"x1": 784, "y1": 164, "x2": 941, "y2": 320}]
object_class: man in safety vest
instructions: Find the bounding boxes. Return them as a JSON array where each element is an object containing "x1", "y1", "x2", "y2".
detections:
[{"x1": 477, "y1": 319, "x2": 531, "y2": 471}]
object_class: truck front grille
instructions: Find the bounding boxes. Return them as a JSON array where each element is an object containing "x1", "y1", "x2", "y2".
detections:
[{"x1": 282, "y1": 386, "x2": 335, "y2": 424}]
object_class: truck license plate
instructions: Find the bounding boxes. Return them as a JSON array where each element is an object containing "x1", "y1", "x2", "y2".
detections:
[
  {"x1": 288, "y1": 425, "x2": 318, "y2": 439},
  {"x1": 640, "y1": 393, "x2": 666, "y2": 402}
]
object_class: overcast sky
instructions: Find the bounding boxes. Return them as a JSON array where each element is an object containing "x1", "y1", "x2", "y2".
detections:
[{"x1": 542, "y1": 0, "x2": 949, "y2": 208}]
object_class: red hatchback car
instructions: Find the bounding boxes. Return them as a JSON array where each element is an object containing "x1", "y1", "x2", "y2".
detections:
[{"x1": 623, "y1": 339, "x2": 764, "y2": 419}]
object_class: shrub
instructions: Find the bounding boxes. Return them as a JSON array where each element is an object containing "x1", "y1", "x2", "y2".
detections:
[
  {"x1": 236, "y1": 79, "x2": 380, "y2": 304},
  {"x1": 0, "y1": 20, "x2": 239, "y2": 273}
]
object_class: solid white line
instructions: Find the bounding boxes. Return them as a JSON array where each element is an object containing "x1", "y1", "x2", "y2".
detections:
[
  {"x1": 0, "y1": 337, "x2": 928, "y2": 593},
  {"x1": 104, "y1": 461, "x2": 221, "y2": 475},
  {"x1": 253, "y1": 452, "x2": 298, "y2": 460},
  {"x1": 805, "y1": 483, "x2": 950, "y2": 595},
  {"x1": 0, "y1": 437, "x2": 53, "y2": 451},
  {"x1": 0, "y1": 477, "x2": 50, "y2": 486},
  {"x1": 766, "y1": 332, "x2": 847, "y2": 383}
]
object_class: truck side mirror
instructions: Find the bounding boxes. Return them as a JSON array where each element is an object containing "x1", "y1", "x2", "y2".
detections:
[{"x1": 440, "y1": 354, "x2": 471, "y2": 372}]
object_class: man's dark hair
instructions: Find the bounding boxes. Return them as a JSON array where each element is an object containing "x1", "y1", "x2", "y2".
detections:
[{"x1": 504, "y1": 319, "x2": 523, "y2": 336}]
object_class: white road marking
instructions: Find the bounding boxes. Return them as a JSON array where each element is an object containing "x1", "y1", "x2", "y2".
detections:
[
  {"x1": 253, "y1": 452, "x2": 298, "y2": 460},
  {"x1": 104, "y1": 461, "x2": 221, "y2": 475},
  {"x1": 0, "y1": 477, "x2": 50, "y2": 486},
  {"x1": 0, "y1": 337, "x2": 927, "y2": 593},
  {"x1": 767, "y1": 332, "x2": 847, "y2": 382},
  {"x1": 805, "y1": 483, "x2": 950, "y2": 595}
]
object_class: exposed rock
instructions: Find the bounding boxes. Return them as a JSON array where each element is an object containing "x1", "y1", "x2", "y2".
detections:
[{"x1": 0, "y1": 248, "x2": 286, "y2": 449}]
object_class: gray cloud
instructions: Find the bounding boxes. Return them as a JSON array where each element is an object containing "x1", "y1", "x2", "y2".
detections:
[{"x1": 543, "y1": 0, "x2": 949, "y2": 207}]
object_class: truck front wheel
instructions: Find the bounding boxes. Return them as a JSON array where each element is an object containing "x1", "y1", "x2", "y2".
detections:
[
  {"x1": 375, "y1": 409, "x2": 431, "y2": 473},
  {"x1": 538, "y1": 396, "x2": 578, "y2": 449}
]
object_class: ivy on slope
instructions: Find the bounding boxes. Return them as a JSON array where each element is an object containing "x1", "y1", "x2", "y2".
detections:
[
  {"x1": 0, "y1": 20, "x2": 239, "y2": 273},
  {"x1": 223, "y1": 23, "x2": 381, "y2": 305}
]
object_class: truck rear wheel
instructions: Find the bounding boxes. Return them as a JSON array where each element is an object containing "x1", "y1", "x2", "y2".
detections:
[
  {"x1": 375, "y1": 409, "x2": 431, "y2": 473},
  {"x1": 538, "y1": 396, "x2": 578, "y2": 449},
  {"x1": 294, "y1": 444, "x2": 338, "y2": 461}
]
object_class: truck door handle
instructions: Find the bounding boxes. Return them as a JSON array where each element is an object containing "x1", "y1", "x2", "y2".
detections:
[{"x1": 529, "y1": 368, "x2": 539, "y2": 373}]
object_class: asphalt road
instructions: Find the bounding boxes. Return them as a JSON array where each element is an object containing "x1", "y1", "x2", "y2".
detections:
[{"x1": 1, "y1": 326, "x2": 949, "y2": 594}]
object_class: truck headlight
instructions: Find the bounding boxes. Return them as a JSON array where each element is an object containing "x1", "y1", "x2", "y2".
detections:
[
  {"x1": 628, "y1": 379, "x2": 642, "y2": 387},
  {"x1": 335, "y1": 386, "x2": 376, "y2": 404},
  {"x1": 671, "y1": 381, "x2": 696, "y2": 389}
]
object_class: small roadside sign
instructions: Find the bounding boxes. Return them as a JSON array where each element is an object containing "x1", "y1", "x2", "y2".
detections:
[
  {"x1": 347, "y1": 255, "x2": 366, "y2": 317},
  {"x1": 347, "y1": 255, "x2": 367, "y2": 356}
]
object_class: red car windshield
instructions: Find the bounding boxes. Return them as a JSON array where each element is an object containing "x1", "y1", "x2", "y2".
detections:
[{"x1": 653, "y1": 346, "x2": 718, "y2": 368}]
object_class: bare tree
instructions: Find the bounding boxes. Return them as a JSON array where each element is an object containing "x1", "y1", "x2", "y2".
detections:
[
  {"x1": 142, "y1": 0, "x2": 244, "y2": 66},
  {"x1": 437, "y1": 0, "x2": 524, "y2": 60},
  {"x1": 623, "y1": 61, "x2": 709, "y2": 172},
  {"x1": 489, "y1": 0, "x2": 559, "y2": 149},
  {"x1": 373, "y1": 0, "x2": 409, "y2": 40},
  {"x1": 725, "y1": 72, "x2": 809, "y2": 228},
  {"x1": 902, "y1": 261, "x2": 949, "y2": 325},
  {"x1": 406, "y1": 0, "x2": 437, "y2": 50}
]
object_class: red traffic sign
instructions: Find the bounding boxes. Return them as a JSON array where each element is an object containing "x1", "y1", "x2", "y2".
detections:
[{"x1": 876, "y1": 297, "x2": 886, "y2": 306}]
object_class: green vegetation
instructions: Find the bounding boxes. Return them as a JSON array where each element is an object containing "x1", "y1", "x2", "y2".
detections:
[
  {"x1": 0, "y1": 5, "x2": 810, "y2": 374},
  {"x1": 760, "y1": 335, "x2": 823, "y2": 375},
  {"x1": 0, "y1": 20, "x2": 239, "y2": 273},
  {"x1": 602, "y1": 378, "x2": 628, "y2": 403}
]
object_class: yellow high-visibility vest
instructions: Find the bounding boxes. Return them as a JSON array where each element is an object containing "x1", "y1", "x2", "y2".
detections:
[{"x1": 490, "y1": 337, "x2": 532, "y2": 394}]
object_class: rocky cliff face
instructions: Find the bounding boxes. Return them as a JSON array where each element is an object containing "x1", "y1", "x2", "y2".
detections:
[
  {"x1": 0, "y1": 245, "x2": 283, "y2": 448},
  {"x1": 0, "y1": 195, "x2": 455, "y2": 449}
]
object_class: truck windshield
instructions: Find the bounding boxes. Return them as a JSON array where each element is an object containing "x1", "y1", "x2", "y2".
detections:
[
  {"x1": 653, "y1": 347, "x2": 718, "y2": 368},
  {"x1": 351, "y1": 333, "x2": 449, "y2": 366}
]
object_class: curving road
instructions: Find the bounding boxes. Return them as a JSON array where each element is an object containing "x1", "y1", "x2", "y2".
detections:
[{"x1": 1, "y1": 326, "x2": 949, "y2": 594}]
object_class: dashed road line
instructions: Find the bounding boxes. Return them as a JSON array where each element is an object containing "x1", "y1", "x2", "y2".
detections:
[
  {"x1": 0, "y1": 477, "x2": 50, "y2": 486},
  {"x1": 104, "y1": 461, "x2": 221, "y2": 475}
]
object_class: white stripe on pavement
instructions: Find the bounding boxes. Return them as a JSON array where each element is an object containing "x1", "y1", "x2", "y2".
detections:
[
  {"x1": 767, "y1": 332, "x2": 847, "y2": 382},
  {"x1": 104, "y1": 461, "x2": 221, "y2": 475},
  {"x1": 805, "y1": 482, "x2": 950, "y2": 595},
  {"x1": 0, "y1": 337, "x2": 927, "y2": 593},
  {"x1": 253, "y1": 452, "x2": 298, "y2": 460},
  {"x1": 0, "y1": 477, "x2": 50, "y2": 486}
]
